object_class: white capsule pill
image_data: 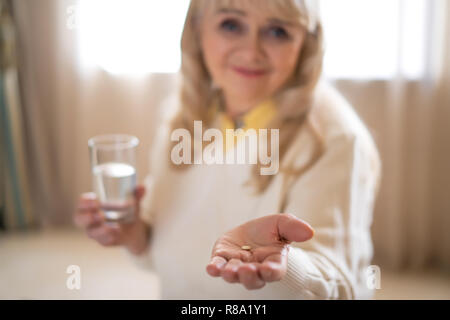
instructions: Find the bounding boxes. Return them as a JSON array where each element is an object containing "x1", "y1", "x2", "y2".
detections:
[{"x1": 241, "y1": 245, "x2": 252, "y2": 251}]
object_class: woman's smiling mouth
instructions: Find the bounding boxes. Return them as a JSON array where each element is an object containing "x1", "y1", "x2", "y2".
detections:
[{"x1": 231, "y1": 66, "x2": 268, "y2": 78}]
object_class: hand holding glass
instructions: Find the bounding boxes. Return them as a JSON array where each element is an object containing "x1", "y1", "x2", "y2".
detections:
[{"x1": 88, "y1": 134, "x2": 139, "y2": 224}]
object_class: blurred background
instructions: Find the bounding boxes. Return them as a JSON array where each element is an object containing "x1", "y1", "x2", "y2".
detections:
[{"x1": 1, "y1": 0, "x2": 449, "y2": 299}]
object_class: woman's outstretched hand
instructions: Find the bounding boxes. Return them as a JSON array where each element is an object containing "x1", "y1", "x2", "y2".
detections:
[{"x1": 206, "y1": 213, "x2": 315, "y2": 290}]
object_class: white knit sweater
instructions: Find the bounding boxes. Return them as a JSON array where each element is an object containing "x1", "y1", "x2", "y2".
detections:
[{"x1": 126, "y1": 81, "x2": 382, "y2": 300}]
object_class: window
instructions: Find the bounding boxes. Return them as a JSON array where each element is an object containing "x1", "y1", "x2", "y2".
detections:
[
  {"x1": 77, "y1": 0, "x2": 190, "y2": 75},
  {"x1": 320, "y1": 0, "x2": 428, "y2": 79}
]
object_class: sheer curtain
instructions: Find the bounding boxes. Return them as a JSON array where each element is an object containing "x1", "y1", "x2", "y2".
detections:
[
  {"x1": 324, "y1": 0, "x2": 450, "y2": 270},
  {"x1": 7, "y1": 0, "x2": 450, "y2": 271},
  {"x1": 0, "y1": 0, "x2": 34, "y2": 229},
  {"x1": 11, "y1": 0, "x2": 78, "y2": 227}
]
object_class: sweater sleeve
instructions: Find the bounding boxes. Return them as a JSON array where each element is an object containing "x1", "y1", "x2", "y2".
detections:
[
  {"x1": 278, "y1": 133, "x2": 381, "y2": 300},
  {"x1": 122, "y1": 114, "x2": 173, "y2": 270},
  {"x1": 121, "y1": 166, "x2": 160, "y2": 270}
]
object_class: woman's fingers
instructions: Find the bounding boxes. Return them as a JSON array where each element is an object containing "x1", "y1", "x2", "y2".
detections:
[
  {"x1": 207, "y1": 248, "x2": 287, "y2": 289},
  {"x1": 74, "y1": 211, "x2": 102, "y2": 229},
  {"x1": 237, "y1": 263, "x2": 265, "y2": 290},
  {"x1": 213, "y1": 246, "x2": 253, "y2": 262},
  {"x1": 220, "y1": 260, "x2": 266, "y2": 290},
  {"x1": 78, "y1": 192, "x2": 99, "y2": 213},
  {"x1": 74, "y1": 193, "x2": 103, "y2": 229},
  {"x1": 221, "y1": 258, "x2": 243, "y2": 283},
  {"x1": 86, "y1": 224, "x2": 123, "y2": 246},
  {"x1": 206, "y1": 256, "x2": 227, "y2": 277}
]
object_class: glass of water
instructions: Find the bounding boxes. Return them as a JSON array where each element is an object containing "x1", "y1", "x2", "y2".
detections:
[{"x1": 88, "y1": 134, "x2": 139, "y2": 224}]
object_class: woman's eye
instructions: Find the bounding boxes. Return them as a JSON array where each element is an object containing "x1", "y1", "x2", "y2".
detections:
[
  {"x1": 267, "y1": 26, "x2": 289, "y2": 39},
  {"x1": 220, "y1": 19, "x2": 241, "y2": 33}
]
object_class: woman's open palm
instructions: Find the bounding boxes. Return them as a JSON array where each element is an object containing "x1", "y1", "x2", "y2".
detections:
[{"x1": 206, "y1": 213, "x2": 315, "y2": 290}]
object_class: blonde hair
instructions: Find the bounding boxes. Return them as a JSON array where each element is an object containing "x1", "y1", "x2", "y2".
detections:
[{"x1": 168, "y1": 0, "x2": 325, "y2": 194}]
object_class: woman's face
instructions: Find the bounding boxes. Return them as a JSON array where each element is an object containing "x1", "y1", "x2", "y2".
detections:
[{"x1": 199, "y1": 2, "x2": 306, "y2": 110}]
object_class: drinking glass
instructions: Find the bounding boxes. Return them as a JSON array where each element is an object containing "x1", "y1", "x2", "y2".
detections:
[{"x1": 88, "y1": 134, "x2": 139, "y2": 224}]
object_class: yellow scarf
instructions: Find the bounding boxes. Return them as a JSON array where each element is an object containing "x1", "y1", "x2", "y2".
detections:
[{"x1": 209, "y1": 99, "x2": 277, "y2": 151}]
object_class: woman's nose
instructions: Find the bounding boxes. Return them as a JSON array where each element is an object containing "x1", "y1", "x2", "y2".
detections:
[{"x1": 239, "y1": 31, "x2": 266, "y2": 63}]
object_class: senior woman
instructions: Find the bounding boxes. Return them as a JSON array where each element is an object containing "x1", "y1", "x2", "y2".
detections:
[{"x1": 75, "y1": 0, "x2": 381, "y2": 300}]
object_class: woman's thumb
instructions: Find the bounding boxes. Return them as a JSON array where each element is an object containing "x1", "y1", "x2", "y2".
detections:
[
  {"x1": 277, "y1": 213, "x2": 315, "y2": 243},
  {"x1": 134, "y1": 184, "x2": 146, "y2": 201},
  {"x1": 132, "y1": 185, "x2": 146, "y2": 220}
]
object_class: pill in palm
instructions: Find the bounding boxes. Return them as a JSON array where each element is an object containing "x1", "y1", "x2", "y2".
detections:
[{"x1": 241, "y1": 245, "x2": 252, "y2": 251}]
